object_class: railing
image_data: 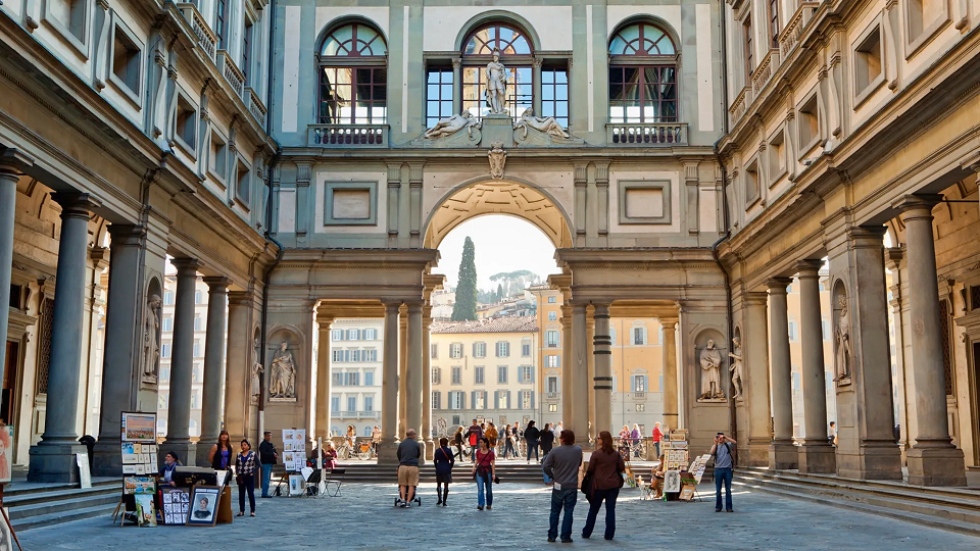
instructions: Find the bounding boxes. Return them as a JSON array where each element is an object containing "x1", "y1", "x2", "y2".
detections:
[
  {"x1": 633, "y1": 392, "x2": 646, "y2": 399},
  {"x1": 729, "y1": 85, "x2": 751, "y2": 125},
  {"x1": 216, "y1": 51, "x2": 245, "y2": 97},
  {"x1": 546, "y1": 392, "x2": 559, "y2": 399},
  {"x1": 334, "y1": 411, "x2": 381, "y2": 419},
  {"x1": 607, "y1": 122, "x2": 687, "y2": 145},
  {"x1": 176, "y1": 3, "x2": 217, "y2": 61},
  {"x1": 245, "y1": 87, "x2": 267, "y2": 125},
  {"x1": 752, "y1": 48, "x2": 780, "y2": 92},
  {"x1": 779, "y1": 1, "x2": 820, "y2": 59},
  {"x1": 309, "y1": 124, "x2": 389, "y2": 147}
]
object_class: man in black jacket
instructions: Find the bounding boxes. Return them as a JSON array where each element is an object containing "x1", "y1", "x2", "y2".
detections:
[{"x1": 258, "y1": 431, "x2": 278, "y2": 498}]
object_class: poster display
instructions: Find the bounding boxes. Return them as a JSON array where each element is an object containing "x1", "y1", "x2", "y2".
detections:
[
  {"x1": 281, "y1": 429, "x2": 307, "y2": 471},
  {"x1": 161, "y1": 487, "x2": 190, "y2": 525},
  {"x1": 121, "y1": 442, "x2": 158, "y2": 475}
]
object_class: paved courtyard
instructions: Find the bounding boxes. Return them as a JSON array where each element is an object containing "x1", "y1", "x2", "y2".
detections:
[{"x1": 18, "y1": 481, "x2": 980, "y2": 550}]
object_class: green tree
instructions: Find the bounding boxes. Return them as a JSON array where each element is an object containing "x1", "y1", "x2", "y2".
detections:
[
  {"x1": 452, "y1": 236, "x2": 478, "y2": 321},
  {"x1": 496, "y1": 283, "x2": 504, "y2": 302}
]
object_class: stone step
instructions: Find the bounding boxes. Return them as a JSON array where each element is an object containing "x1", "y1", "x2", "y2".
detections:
[
  {"x1": 13, "y1": 502, "x2": 120, "y2": 532},
  {"x1": 3, "y1": 479, "x2": 120, "y2": 531},
  {"x1": 737, "y1": 469, "x2": 980, "y2": 536},
  {"x1": 8, "y1": 491, "x2": 122, "y2": 522},
  {"x1": 5, "y1": 481, "x2": 118, "y2": 509}
]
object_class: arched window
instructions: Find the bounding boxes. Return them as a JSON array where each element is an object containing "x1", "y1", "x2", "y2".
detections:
[
  {"x1": 318, "y1": 23, "x2": 387, "y2": 125},
  {"x1": 608, "y1": 23, "x2": 677, "y2": 124},
  {"x1": 461, "y1": 23, "x2": 534, "y2": 118}
]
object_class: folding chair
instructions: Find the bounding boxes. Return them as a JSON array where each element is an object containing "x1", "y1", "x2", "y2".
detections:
[{"x1": 323, "y1": 468, "x2": 345, "y2": 497}]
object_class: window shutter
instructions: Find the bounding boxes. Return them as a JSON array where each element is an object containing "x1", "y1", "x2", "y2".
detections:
[
  {"x1": 483, "y1": 391, "x2": 488, "y2": 409},
  {"x1": 531, "y1": 391, "x2": 535, "y2": 410}
]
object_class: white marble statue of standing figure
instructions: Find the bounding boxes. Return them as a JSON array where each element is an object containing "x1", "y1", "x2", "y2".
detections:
[
  {"x1": 270, "y1": 342, "x2": 297, "y2": 398},
  {"x1": 699, "y1": 339, "x2": 724, "y2": 400},
  {"x1": 485, "y1": 50, "x2": 507, "y2": 114},
  {"x1": 729, "y1": 337, "x2": 744, "y2": 400},
  {"x1": 142, "y1": 295, "x2": 162, "y2": 380},
  {"x1": 834, "y1": 295, "x2": 851, "y2": 382},
  {"x1": 250, "y1": 360, "x2": 263, "y2": 401}
]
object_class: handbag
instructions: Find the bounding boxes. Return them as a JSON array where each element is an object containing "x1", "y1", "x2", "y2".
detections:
[
  {"x1": 493, "y1": 475, "x2": 501, "y2": 484},
  {"x1": 580, "y1": 470, "x2": 594, "y2": 501}
]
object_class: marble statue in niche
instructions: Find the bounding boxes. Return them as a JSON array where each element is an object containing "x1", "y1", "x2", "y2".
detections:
[
  {"x1": 834, "y1": 294, "x2": 852, "y2": 383},
  {"x1": 698, "y1": 339, "x2": 725, "y2": 400},
  {"x1": 485, "y1": 50, "x2": 507, "y2": 114},
  {"x1": 729, "y1": 337, "x2": 744, "y2": 400},
  {"x1": 250, "y1": 339, "x2": 263, "y2": 404},
  {"x1": 142, "y1": 294, "x2": 162, "y2": 383},
  {"x1": 269, "y1": 342, "x2": 297, "y2": 401}
]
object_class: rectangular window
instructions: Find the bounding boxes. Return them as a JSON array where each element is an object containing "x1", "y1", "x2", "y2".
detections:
[
  {"x1": 364, "y1": 371, "x2": 375, "y2": 386},
  {"x1": 159, "y1": 366, "x2": 170, "y2": 383},
  {"x1": 632, "y1": 375, "x2": 648, "y2": 392},
  {"x1": 364, "y1": 396, "x2": 374, "y2": 411},
  {"x1": 548, "y1": 296, "x2": 557, "y2": 303},
  {"x1": 853, "y1": 26, "x2": 883, "y2": 99},
  {"x1": 161, "y1": 343, "x2": 172, "y2": 359},
  {"x1": 743, "y1": 15, "x2": 754, "y2": 78},
  {"x1": 162, "y1": 317, "x2": 173, "y2": 332},
  {"x1": 518, "y1": 366, "x2": 534, "y2": 383},
  {"x1": 430, "y1": 343, "x2": 438, "y2": 359},
  {"x1": 540, "y1": 65, "x2": 569, "y2": 128},
  {"x1": 546, "y1": 355, "x2": 560, "y2": 368},
  {"x1": 350, "y1": 349, "x2": 361, "y2": 362},
  {"x1": 745, "y1": 160, "x2": 760, "y2": 206},
  {"x1": 332, "y1": 329, "x2": 344, "y2": 341},
  {"x1": 332, "y1": 372, "x2": 343, "y2": 386},
  {"x1": 365, "y1": 328, "x2": 377, "y2": 340},
  {"x1": 633, "y1": 327, "x2": 646, "y2": 345},
  {"x1": 451, "y1": 366, "x2": 461, "y2": 385},
  {"x1": 497, "y1": 366, "x2": 508, "y2": 384},
  {"x1": 548, "y1": 403, "x2": 558, "y2": 412},
  {"x1": 332, "y1": 349, "x2": 344, "y2": 362},
  {"x1": 519, "y1": 390, "x2": 533, "y2": 410},
  {"x1": 164, "y1": 292, "x2": 174, "y2": 305},
  {"x1": 636, "y1": 403, "x2": 646, "y2": 412},
  {"x1": 242, "y1": 20, "x2": 253, "y2": 85},
  {"x1": 175, "y1": 95, "x2": 197, "y2": 152},
  {"x1": 449, "y1": 391, "x2": 464, "y2": 410},
  {"x1": 347, "y1": 329, "x2": 360, "y2": 341},
  {"x1": 431, "y1": 391, "x2": 441, "y2": 410},
  {"x1": 608, "y1": 66, "x2": 677, "y2": 123},
  {"x1": 236, "y1": 159, "x2": 250, "y2": 206},
  {"x1": 192, "y1": 364, "x2": 202, "y2": 383},
  {"x1": 190, "y1": 390, "x2": 199, "y2": 409},
  {"x1": 474, "y1": 366, "x2": 485, "y2": 385},
  {"x1": 344, "y1": 372, "x2": 360, "y2": 386},
  {"x1": 473, "y1": 391, "x2": 486, "y2": 409},
  {"x1": 547, "y1": 376, "x2": 559, "y2": 394},
  {"x1": 214, "y1": 0, "x2": 227, "y2": 49},
  {"x1": 548, "y1": 311, "x2": 557, "y2": 321},
  {"x1": 788, "y1": 320, "x2": 798, "y2": 341},
  {"x1": 768, "y1": 0, "x2": 780, "y2": 48},
  {"x1": 194, "y1": 291, "x2": 203, "y2": 304},
  {"x1": 450, "y1": 343, "x2": 463, "y2": 359},
  {"x1": 346, "y1": 396, "x2": 357, "y2": 413},
  {"x1": 425, "y1": 67, "x2": 454, "y2": 128},
  {"x1": 798, "y1": 94, "x2": 819, "y2": 152},
  {"x1": 193, "y1": 316, "x2": 202, "y2": 332},
  {"x1": 318, "y1": 67, "x2": 388, "y2": 125},
  {"x1": 521, "y1": 342, "x2": 531, "y2": 357},
  {"x1": 331, "y1": 396, "x2": 340, "y2": 412},
  {"x1": 496, "y1": 341, "x2": 510, "y2": 357},
  {"x1": 546, "y1": 331, "x2": 559, "y2": 348},
  {"x1": 432, "y1": 367, "x2": 441, "y2": 385},
  {"x1": 462, "y1": 65, "x2": 532, "y2": 119},
  {"x1": 364, "y1": 349, "x2": 378, "y2": 362},
  {"x1": 193, "y1": 340, "x2": 201, "y2": 358},
  {"x1": 473, "y1": 342, "x2": 487, "y2": 358},
  {"x1": 111, "y1": 26, "x2": 142, "y2": 96}
]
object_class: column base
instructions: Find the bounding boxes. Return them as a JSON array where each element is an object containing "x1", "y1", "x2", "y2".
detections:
[
  {"x1": 377, "y1": 439, "x2": 400, "y2": 466},
  {"x1": 768, "y1": 441, "x2": 798, "y2": 470},
  {"x1": 159, "y1": 441, "x2": 198, "y2": 470},
  {"x1": 837, "y1": 441, "x2": 903, "y2": 480},
  {"x1": 28, "y1": 443, "x2": 87, "y2": 483},
  {"x1": 92, "y1": 439, "x2": 123, "y2": 477},
  {"x1": 797, "y1": 442, "x2": 836, "y2": 474},
  {"x1": 906, "y1": 445, "x2": 966, "y2": 486},
  {"x1": 424, "y1": 439, "x2": 434, "y2": 461},
  {"x1": 744, "y1": 439, "x2": 771, "y2": 467},
  {"x1": 195, "y1": 438, "x2": 218, "y2": 468}
]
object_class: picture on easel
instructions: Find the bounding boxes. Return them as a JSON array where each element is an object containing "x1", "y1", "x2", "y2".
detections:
[{"x1": 186, "y1": 486, "x2": 221, "y2": 526}]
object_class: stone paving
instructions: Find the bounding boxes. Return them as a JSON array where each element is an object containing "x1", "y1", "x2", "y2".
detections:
[{"x1": 18, "y1": 481, "x2": 980, "y2": 550}]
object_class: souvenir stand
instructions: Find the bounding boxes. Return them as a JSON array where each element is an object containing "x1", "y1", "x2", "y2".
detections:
[
  {"x1": 278, "y1": 429, "x2": 307, "y2": 497},
  {"x1": 113, "y1": 412, "x2": 158, "y2": 526},
  {"x1": 660, "y1": 430, "x2": 689, "y2": 501}
]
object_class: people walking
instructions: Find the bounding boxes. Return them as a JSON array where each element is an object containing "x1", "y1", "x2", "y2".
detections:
[
  {"x1": 540, "y1": 423, "x2": 555, "y2": 456},
  {"x1": 433, "y1": 437, "x2": 455, "y2": 506},
  {"x1": 651, "y1": 422, "x2": 663, "y2": 458},
  {"x1": 471, "y1": 437, "x2": 496, "y2": 510},
  {"x1": 396, "y1": 429, "x2": 422, "y2": 507},
  {"x1": 524, "y1": 420, "x2": 541, "y2": 463},
  {"x1": 453, "y1": 426, "x2": 467, "y2": 460},
  {"x1": 711, "y1": 432, "x2": 737, "y2": 512},
  {"x1": 464, "y1": 419, "x2": 484, "y2": 463},
  {"x1": 502, "y1": 424, "x2": 516, "y2": 458},
  {"x1": 581, "y1": 430, "x2": 625, "y2": 541},
  {"x1": 542, "y1": 430, "x2": 582, "y2": 543},
  {"x1": 258, "y1": 431, "x2": 278, "y2": 498},
  {"x1": 630, "y1": 424, "x2": 642, "y2": 457},
  {"x1": 236, "y1": 439, "x2": 258, "y2": 517},
  {"x1": 486, "y1": 422, "x2": 499, "y2": 450}
]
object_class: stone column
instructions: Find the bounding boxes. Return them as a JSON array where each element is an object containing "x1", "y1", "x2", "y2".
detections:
[
  {"x1": 796, "y1": 260, "x2": 835, "y2": 473},
  {"x1": 378, "y1": 301, "x2": 401, "y2": 464},
  {"x1": 0, "y1": 165, "x2": 20, "y2": 396},
  {"x1": 586, "y1": 310, "x2": 596, "y2": 437},
  {"x1": 398, "y1": 304, "x2": 408, "y2": 440},
  {"x1": 28, "y1": 193, "x2": 100, "y2": 482},
  {"x1": 767, "y1": 278, "x2": 797, "y2": 469},
  {"x1": 897, "y1": 196, "x2": 966, "y2": 486},
  {"x1": 422, "y1": 307, "x2": 433, "y2": 457},
  {"x1": 660, "y1": 318, "x2": 679, "y2": 433},
  {"x1": 161, "y1": 258, "x2": 202, "y2": 464},
  {"x1": 742, "y1": 292, "x2": 772, "y2": 466},
  {"x1": 885, "y1": 247, "x2": 910, "y2": 456},
  {"x1": 406, "y1": 303, "x2": 424, "y2": 444},
  {"x1": 570, "y1": 302, "x2": 590, "y2": 437},
  {"x1": 592, "y1": 302, "x2": 612, "y2": 436},
  {"x1": 315, "y1": 316, "x2": 334, "y2": 440},
  {"x1": 92, "y1": 225, "x2": 146, "y2": 476},
  {"x1": 224, "y1": 292, "x2": 252, "y2": 442},
  {"x1": 560, "y1": 303, "x2": 573, "y2": 429},
  {"x1": 196, "y1": 277, "x2": 229, "y2": 467}
]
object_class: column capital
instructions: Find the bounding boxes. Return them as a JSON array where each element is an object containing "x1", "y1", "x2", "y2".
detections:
[
  {"x1": 89, "y1": 246, "x2": 110, "y2": 268},
  {"x1": 52, "y1": 192, "x2": 102, "y2": 218},
  {"x1": 203, "y1": 276, "x2": 231, "y2": 291},
  {"x1": 0, "y1": 148, "x2": 35, "y2": 176},
  {"x1": 107, "y1": 224, "x2": 146, "y2": 245},
  {"x1": 659, "y1": 317, "x2": 678, "y2": 329},
  {"x1": 591, "y1": 301, "x2": 611, "y2": 317},
  {"x1": 892, "y1": 194, "x2": 943, "y2": 215},
  {"x1": 227, "y1": 291, "x2": 253, "y2": 306},
  {"x1": 795, "y1": 259, "x2": 823, "y2": 277},
  {"x1": 767, "y1": 277, "x2": 794, "y2": 292},
  {"x1": 743, "y1": 291, "x2": 769, "y2": 306},
  {"x1": 382, "y1": 300, "x2": 402, "y2": 312},
  {"x1": 885, "y1": 246, "x2": 905, "y2": 268},
  {"x1": 171, "y1": 257, "x2": 203, "y2": 274}
]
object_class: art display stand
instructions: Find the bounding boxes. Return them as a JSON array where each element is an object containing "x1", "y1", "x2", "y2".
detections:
[
  {"x1": 661, "y1": 432, "x2": 689, "y2": 502},
  {"x1": 115, "y1": 412, "x2": 158, "y2": 527},
  {"x1": 280, "y1": 429, "x2": 307, "y2": 497},
  {"x1": 0, "y1": 485, "x2": 24, "y2": 551}
]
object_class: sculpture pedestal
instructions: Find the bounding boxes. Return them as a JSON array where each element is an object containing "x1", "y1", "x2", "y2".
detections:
[
  {"x1": 480, "y1": 114, "x2": 515, "y2": 147},
  {"x1": 797, "y1": 442, "x2": 836, "y2": 474},
  {"x1": 768, "y1": 440, "x2": 798, "y2": 470}
]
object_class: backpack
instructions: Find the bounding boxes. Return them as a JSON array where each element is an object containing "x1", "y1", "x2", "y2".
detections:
[{"x1": 469, "y1": 432, "x2": 478, "y2": 446}]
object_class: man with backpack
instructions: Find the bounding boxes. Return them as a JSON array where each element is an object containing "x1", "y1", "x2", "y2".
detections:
[
  {"x1": 464, "y1": 419, "x2": 484, "y2": 463},
  {"x1": 710, "y1": 432, "x2": 737, "y2": 512}
]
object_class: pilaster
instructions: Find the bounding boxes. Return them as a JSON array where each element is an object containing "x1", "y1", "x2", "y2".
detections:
[{"x1": 741, "y1": 291, "x2": 771, "y2": 467}]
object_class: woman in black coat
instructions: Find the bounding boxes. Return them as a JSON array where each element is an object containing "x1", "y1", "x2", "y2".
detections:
[
  {"x1": 524, "y1": 420, "x2": 541, "y2": 463},
  {"x1": 539, "y1": 423, "x2": 555, "y2": 456}
]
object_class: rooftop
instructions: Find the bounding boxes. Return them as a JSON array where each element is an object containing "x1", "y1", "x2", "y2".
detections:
[{"x1": 431, "y1": 317, "x2": 538, "y2": 334}]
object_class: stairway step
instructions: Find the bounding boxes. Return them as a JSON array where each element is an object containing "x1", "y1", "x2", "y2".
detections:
[
  {"x1": 13, "y1": 503, "x2": 119, "y2": 532},
  {"x1": 5, "y1": 485, "x2": 118, "y2": 508},
  {"x1": 8, "y1": 492, "x2": 122, "y2": 521}
]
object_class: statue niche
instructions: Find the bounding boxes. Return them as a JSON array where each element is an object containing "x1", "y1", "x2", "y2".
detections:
[
  {"x1": 141, "y1": 294, "x2": 162, "y2": 384},
  {"x1": 833, "y1": 291, "x2": 852, "y2": 385},
  {"x1": 268, "y1": 341, "x2": 297, "y2": 402},
  {"x1": 697, "y1": 339, "x2": 726, "y2": 401}
]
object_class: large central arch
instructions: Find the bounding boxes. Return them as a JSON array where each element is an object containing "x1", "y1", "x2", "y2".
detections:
[{"x1": 423, "y1": 180, "x2": 574, "y2": 249}]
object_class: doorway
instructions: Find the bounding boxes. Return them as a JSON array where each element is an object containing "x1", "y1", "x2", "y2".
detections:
[{"x1": 2, "y1": 341, "x2": 17, "y2": 427}]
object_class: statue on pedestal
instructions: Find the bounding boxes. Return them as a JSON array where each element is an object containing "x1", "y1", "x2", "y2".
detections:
[
  {"x1": 142, "y1": 295, "x2": 162, "y2": 382},
  {"x1": 485, "y1": 50, "x2": 508, "y2": 114},
  {"x1": 698, "y1": 339, "x2": 725, "y2": 400},
  {"x1": 834, "y1": 294, "x2": 852, "y2": 383},
  {"x1": 269, "y1": 342, "x2": 297, "y2": 400},
  {"x1": 729, "y1": 337, "x2": 744, "y2": 400}
]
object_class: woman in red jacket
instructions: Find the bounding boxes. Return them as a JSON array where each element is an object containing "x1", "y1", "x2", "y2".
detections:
[{"x1": 582, "y1": 430, "x2": 626, "y2": 541}]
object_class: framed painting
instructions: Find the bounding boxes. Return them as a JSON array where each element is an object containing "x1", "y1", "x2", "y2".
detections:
[
  {"x1": 121, "y1": 412, "x2": 156, "y2": 442},
  {"x1": 186, "y1": 486, "x2": 220, "y2": 526}
]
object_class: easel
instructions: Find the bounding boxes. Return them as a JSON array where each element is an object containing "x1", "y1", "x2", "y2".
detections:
[
  {"x1": 273, "y1": 471, "x2": 288, "y2": 496},
  {"x1": 0, "y1": 485, "x2": 25, "y2": 551}
]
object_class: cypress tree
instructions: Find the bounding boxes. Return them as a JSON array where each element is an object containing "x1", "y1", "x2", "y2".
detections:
[
  {"x1": 496, "y1": 283, "x2": 504, "y2": 302},
  {"x1": 452, "y1": 236, "x2": 478, "y2": 321}
]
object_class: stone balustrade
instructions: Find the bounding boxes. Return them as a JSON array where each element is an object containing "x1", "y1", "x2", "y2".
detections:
[
  {"x1": 309, "y1": 124, "x2": 388, "y2": 147},
  {"x1": 779, "y1": 2, "x2": 820, "y2": 59},
  {"x1": 752, "y1": 48, "x2": 780, "y2": 93},
  {"x1": 176, "y1": 2, "x2": 217, "y2": 61},
  {"x1": 606, "y1": 122, "x2": 687, "y2": 145},
  {"x1": 246, "y1": 88, "x2": 267, "y2": 125},
  {"x1": 217, "y1": 51, "x2": 245, "y2": 97}
]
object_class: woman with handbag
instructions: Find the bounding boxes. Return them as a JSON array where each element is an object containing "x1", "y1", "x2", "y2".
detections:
[
  {"x1": 433, "y1": 437, "x2": 455, "y2": 506},
  {"x1": 470, "y1": 437, "x2": 496, "y2": 510},
  {"x1": 581, "y1": 431, "x2": 626, "y2": 540},
  {"x1": 236, "y1": 439, "x2": 259, "y2": 517}
]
